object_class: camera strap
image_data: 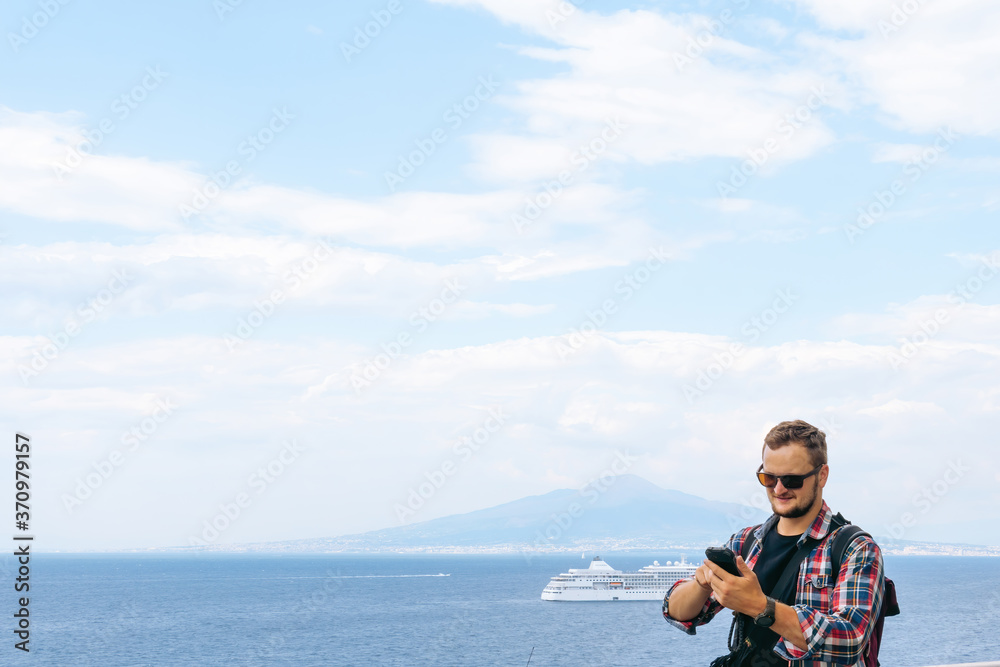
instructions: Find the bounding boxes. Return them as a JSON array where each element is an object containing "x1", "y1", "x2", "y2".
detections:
[{"x1": 742, "y1": 535, "x2": 821, "y2": 646}]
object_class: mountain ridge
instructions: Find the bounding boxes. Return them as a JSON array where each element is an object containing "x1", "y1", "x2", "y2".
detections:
[
  {"x1": 149, "y1": 474, "x2": 1000, "y2": 556},
  {"x1": 179, "y1": 473, "x2": 772, "y2": 552}
]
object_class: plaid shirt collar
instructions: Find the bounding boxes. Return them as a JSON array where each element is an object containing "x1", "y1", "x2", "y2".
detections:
[{"x1": 753, "y1": 499, "x2": 835, "y2": 548}]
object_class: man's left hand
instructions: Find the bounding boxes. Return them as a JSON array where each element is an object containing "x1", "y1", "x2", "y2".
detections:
[{"x1": 703, "y1": 556, "x2": 767, "y2": 617}]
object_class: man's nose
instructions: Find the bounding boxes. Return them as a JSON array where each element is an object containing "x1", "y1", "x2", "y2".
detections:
[{"x1": 774, "y1": 479, "x2": 789, "y2": 494}]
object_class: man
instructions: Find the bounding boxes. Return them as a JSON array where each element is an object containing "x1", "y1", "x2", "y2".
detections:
[{"x1": 662, "y1": 420, "x2": 885, "y2": 666}]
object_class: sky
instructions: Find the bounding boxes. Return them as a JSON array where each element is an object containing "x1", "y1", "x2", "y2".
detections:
[{"x1": 1, "y1": 0, "x2": 998, "y2": 551}]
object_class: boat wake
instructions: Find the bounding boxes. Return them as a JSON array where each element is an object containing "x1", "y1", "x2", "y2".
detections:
[{"x1": 329, "y1": 573, "x2": 451, "y2": 579}]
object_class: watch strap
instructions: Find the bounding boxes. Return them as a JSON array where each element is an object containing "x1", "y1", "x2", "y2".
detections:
[{"x1": 754, "y1": 596, "x2": 776, "y2": 626}]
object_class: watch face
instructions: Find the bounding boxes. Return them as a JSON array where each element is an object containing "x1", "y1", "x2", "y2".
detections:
[
  {"x1": 754, "y1": 597, "x2": 776, "y2": 627},
  {"x1": 755, "y1": 615, "x2": 775, "y2": 628}
]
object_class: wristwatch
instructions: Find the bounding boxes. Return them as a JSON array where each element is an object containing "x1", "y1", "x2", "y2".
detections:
[{"x1": 753, "y1": 596, "x2": 776, "y2": 628}]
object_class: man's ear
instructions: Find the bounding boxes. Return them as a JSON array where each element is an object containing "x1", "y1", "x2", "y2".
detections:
[{"x1": 819, "y1": 463, "x2": 829, "y2": 489}]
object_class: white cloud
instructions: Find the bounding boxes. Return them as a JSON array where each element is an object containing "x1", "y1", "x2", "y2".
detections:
[
  {"x1": 435, "y1": 0, "x2": 1000, "y2": 191},
  {"x1": 871, "y1": 142, "x2": 928, "y2": 163},
  {"x1": 945, "y1": 249, "x2": 1000, "y2": 269},
  {"x1": 0, "y1": 107, "x2": 193, "y2": 232},
  {"x1": 710, "y1": 197, "x2": 755, "y2": 213},
  {"x1": 858, "y1": 399, "x2": 945, "y2": 416},
  {"x1": 0, "y1": 235, "x2": 503, "y2": 323},
  {"x1": 431, "y1": 2, "x2": 840, "y2": 180},
  {"x1": 451, "y1": 301, "x2": 555, "y2": 319},
  {"x1": 793, "y1": 0, "x2": 1000, "y2": 136},
  {"x1": 789, "y1": 0, "x2": 900, "y2": 32},
  {"x1": 831, "y1": 294, "x2": 1000, "y2": 344},
  {"x1": 0, "y1": 108, "x2": 510, "y2": 245},
  {"x1": 426, "y1": 0, "x2": 579, "y2": 34},
  {"x1": 0, "y1": 109, "x2": 693, "y2": 276},
  {"x1": 8, "y1": 323, "x2": 999, "y2": 549}
]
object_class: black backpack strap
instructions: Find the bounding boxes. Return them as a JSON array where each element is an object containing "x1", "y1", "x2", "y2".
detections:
[
  {"x1": 740, "y1": 529, "x2": 755, "y2": 562},
  {"x1": 829, "y1": 523, "x2": 866, "y2": 575},
  {"x1": 770, "y1": 536, "x2": 820, "y2": 605}
]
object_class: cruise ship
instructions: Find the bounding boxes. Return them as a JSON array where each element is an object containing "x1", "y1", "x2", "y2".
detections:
[{"x1": 540, "y1": 556, "x2": 698, "y2": 601}]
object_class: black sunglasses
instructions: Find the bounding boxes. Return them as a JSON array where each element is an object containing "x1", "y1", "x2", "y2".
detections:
[{"x1": 756, "y1": 463, "x2": 824, "y2": 489}]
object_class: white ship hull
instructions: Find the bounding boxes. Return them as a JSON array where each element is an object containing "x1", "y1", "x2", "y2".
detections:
[
  {"x1": 541, "y1": 556, "x2": 697, "y2": 602},
  {"x1": 541, "y1": 587, "x2": 674, "y2": 601}
]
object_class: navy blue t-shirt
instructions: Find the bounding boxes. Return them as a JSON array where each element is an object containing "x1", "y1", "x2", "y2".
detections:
[
  {"x1": 754, "y1": 529, "x2": 803, "y2": 599},
  {"x1": 742, "y1": 528, "x2": 803, "y2": 665}
]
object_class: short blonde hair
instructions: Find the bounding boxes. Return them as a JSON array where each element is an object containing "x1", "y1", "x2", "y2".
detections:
[{"x1": 763, "y1": 419, "x2": 827, "y2": 467}]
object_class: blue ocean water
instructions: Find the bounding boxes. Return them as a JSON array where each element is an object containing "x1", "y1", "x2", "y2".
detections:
[{"x1": 3, "y1": 552, "x2": 998, "y2": 666}]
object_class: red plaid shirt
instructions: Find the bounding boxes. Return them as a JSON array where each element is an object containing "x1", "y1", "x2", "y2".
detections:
[{"x1": 662, "y1": 501, "x2": 885, "y2": 666}]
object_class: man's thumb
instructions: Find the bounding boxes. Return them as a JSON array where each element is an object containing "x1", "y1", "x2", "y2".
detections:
[{"x1": 736, "y1": 555, "x2": 752, "y2": 574}]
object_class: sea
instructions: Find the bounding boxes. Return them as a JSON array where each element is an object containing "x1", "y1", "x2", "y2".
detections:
[{"x1": 4, "y1": 552, "x2": 998, "y2": 666}]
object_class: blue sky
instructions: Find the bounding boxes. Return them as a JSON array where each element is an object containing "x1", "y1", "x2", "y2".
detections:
[{"x1": 1, "y1": 0, "x2": 998, "y2": 550}]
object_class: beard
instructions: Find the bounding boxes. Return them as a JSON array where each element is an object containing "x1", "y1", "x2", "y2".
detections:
[{"x1": 769, "y1": 481, "x2": 819, "y2": 519}]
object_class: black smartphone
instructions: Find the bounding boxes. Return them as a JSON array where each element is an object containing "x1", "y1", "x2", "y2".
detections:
[{"x1": 705, "y1": 547, "x2": 742, "y2": 577}]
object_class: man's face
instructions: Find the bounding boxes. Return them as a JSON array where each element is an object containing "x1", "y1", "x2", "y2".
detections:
[{"x1": 761, "y1": 442, "x2": 827, "y2": 519}]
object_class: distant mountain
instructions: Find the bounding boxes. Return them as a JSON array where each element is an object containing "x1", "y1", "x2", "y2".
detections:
[
  {"x1": 148, "y1": 474, "x2": 1000, "y2": 555},
  {"x1": 188, "y1": 474, "x2": 772, "y2": 553},
  {"x1": 361, "y1": 474, "x2": 767, "y2": 547}
]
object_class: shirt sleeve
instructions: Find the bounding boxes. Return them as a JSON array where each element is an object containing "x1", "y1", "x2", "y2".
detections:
[
  {"x1": 661, "y1": 530, "x2": 745, "y2": 635},
  {"x1": 661, "y1": 578, "x2": 725, "y2": 635},
  {"x1": 774, "y1": 535, "x2": 885, "y2": 663}
]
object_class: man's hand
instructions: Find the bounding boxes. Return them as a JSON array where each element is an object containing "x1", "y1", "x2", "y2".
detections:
[
  {"x1": 693, "y1": 563, "x2": 714, "y2": 591},
  {"x1": 703, "y1": 555, "x2": 767, "y2": 617}
]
